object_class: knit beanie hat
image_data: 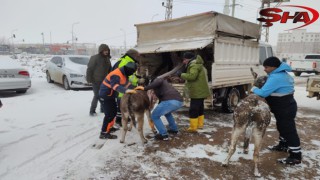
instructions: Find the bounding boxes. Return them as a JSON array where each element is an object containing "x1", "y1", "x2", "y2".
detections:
[
  {"x1": 263, "y1": 57, "x2": 281, "y2": 67},
  {"x1": 183, "y1": 52, "x2": 196, "y2": 60},
  {"x1": 123, "y1": 62, "x2": 137, "y2": 76}
]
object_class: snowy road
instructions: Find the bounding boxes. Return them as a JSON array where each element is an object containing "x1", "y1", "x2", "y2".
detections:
[
  {"x1": 0, "y1": 56, "x2": 319, "y2": 179},
  {"x1": 0, "y1": 78, "x2": 105, "y2": 179}
]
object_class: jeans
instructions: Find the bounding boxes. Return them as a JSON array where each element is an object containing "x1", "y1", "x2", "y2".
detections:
[{"x1": 151, "y1": 100, "x2": 183, "y2": 136}]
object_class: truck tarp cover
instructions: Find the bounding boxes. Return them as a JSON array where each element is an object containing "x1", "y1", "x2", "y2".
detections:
[{"x1": 135, "y1": 11, "x2": 260, "y2": 54}]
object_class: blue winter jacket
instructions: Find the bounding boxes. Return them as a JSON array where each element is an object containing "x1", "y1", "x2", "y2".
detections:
[{"x1": 253, "y1": 63, "x2": 295, "y2": 98}]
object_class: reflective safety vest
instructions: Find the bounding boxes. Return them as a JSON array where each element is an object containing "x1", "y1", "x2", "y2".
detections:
[{"x1": 100, "y1": 68, "x2": 131, "y2": 98}]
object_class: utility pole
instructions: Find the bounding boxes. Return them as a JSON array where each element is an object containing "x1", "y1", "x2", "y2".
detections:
[
  {"x1": 223, "y1": 0, "x2": 230, "y2": 15},
  {"x1": 232, "y1": 0, "x2": 236, "y2": 17},
  {"x1": 162, "y1": 0, "x2": 173, "y2": 20},
  {"x1": 230, "y1": 0, "x2": 242, "y2": 17},
  {"x1": 259, "y1": 0, "x2": 271, "y2": 42}
]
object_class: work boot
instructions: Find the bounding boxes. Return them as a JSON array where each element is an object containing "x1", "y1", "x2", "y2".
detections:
[
  {"x1": 187, "y1": 118, "x2": 198, "y2": 132},
  {"x1": 99, "y1": 132, "x2": 117, "y2": 139},
  {"x1": 154, "y1": 134, "x2": 169, "y2": 141},
  {"x1": 109, "y1": 127, "x2": 119, "y2": 133},
  {"x1": 197, "y1": 115, "x2": 205, "y2": 129},
  {"x1": 89, "y1": 111, "x2": 97, "y2": 116},
  {"x1": 268, "y1": 141, "x2": 288, "y2": 152},
  {"x1": 278, "y1": 152, "x2": 302, "y2": 165},
  {"x1": 167, "y1": 129, "x2": 179, "y2": 135}
]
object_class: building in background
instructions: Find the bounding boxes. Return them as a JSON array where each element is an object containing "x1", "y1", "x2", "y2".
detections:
[{"x1": 277, "y1": 29, "x2": 320, "y2": 60}]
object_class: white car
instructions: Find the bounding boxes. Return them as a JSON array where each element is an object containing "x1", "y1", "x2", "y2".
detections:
[
  {"x1": 0, "y1": 56, "x2": 31, "y2": 93},
  {"x1": 46, "y1": 55, "x2": 91, "y2": 90}
]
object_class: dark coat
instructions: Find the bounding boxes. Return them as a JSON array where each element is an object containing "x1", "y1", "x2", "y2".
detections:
[{"x1": 86, "y1": 44, "x2": 111, "y2": 84}]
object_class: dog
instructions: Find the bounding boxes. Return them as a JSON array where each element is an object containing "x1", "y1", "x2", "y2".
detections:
[
  {"x1": 119, "y1": 90, "x2": 157, "y2": 144},
  {"x1": 222, "y1": 75, "x2": 271, "y2": 177}
]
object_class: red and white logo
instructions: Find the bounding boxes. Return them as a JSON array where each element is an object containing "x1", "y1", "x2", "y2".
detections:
[{"x1": 257, "y1": 5, "x2": 319, "y2": 30}]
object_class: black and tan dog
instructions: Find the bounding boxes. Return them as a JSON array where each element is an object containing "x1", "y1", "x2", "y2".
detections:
[{"x1": 119, "y1": 90, "x2": 157, "y2": 144}]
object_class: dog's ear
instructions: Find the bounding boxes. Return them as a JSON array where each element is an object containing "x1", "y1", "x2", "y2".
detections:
[
  {"x1": 250, "y1": 67, "x2": 258, "y2": 79},
  {"x1": 254, "y1": 76, "x2": 268, "y2": 88}
]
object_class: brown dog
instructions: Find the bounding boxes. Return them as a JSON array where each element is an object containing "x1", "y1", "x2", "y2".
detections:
[
  {"x1": 119, "y1": 90, "x2": 156, "y2": 144},
  {"x1": 222, "y1": 75, "x2": 271, "y2": 177}
]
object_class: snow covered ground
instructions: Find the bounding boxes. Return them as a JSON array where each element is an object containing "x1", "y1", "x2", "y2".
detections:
[{"x1": 0, "y1": 55, "x2": 319, "y2": 179}]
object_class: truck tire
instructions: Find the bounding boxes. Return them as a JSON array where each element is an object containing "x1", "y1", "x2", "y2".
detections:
[
  {"x1": 222, "y1": 88, "x2": 240, "y2": 113},
  {"x1": 294, "y1": 72, "x2": 301, "y2": 76}
]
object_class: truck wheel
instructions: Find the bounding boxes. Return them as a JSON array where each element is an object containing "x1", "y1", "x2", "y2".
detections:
[
  {"x1": 294, "y1": 72, "x2": 301, "y2": 76},
  {"x1": 222, "y1": 88, "x2": 240, "y2": 113}
]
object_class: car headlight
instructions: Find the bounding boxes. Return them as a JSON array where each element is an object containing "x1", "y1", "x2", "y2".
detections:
[{"x1": 69, "y1": 73, "x2": 84, "y2": 78}]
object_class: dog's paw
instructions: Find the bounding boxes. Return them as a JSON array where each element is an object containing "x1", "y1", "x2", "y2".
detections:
[{"x1": 221, "y1": 162, "x2": 229, "y2": 167}]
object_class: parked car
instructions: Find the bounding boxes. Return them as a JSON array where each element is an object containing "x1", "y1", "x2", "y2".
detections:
[
  {"x1": 0, "y1": 56, "x2": 31, "y2": 93},
  {"x1": 289, "y1": 54, "x2": 320, "y2": 76},
  {"x1": 46, "y1": 55, "x2": 91, "y2": 90}
]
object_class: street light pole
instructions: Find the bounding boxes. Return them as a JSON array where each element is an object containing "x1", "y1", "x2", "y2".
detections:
[
  {"x1": 120, "y1": 28, "x2": 126, "y2": 53},
  {"x1": 41, "y1": 32, "x2": 45, "y2": 54},
  {"x1": 72, "y1": 22, "x2": 80, "y2": 51},
  {"x1": 11, "y1": 29, "x2": 17, "y2": 54}
]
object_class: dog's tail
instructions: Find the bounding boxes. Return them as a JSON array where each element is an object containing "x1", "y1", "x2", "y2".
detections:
[{"x1": 127, "y1": 94, "x2": 137, "y2": 128}]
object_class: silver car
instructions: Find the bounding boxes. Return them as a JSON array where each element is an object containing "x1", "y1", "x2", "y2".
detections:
[
  {"x1": 46, "y1": 55, "x2": 92, "y2": 90},
  {"x1": 0, "y1": 56, "x2": 31, "y2": 93}
]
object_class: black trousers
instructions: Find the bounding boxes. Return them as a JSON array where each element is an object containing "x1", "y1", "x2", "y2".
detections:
[
  {"x1": 189, "y1": 98, "x2": 204, "y2": 118},
  {"x1": 266, "y1": 95, "x2": 300, "y2": 147},
  {"x1": 99, "y1": 96, "x2": 117, "y2": 133},
  {"x1": 90, "y1": 82, "x2": 103, "y2": 113}
]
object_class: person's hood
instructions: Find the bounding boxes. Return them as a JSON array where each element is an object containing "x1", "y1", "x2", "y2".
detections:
[
  {"x1": 194, "y1": 55, "x2": 204, "y2": 64},
  {"x1": 98, "y1": 44, "x2": 110, "y2": 53},
  {"x1": 271, "y1": 62, "x2": 292, "y2": 74}
]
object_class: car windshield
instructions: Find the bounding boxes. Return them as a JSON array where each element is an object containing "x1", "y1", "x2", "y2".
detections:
[
  {"x1": 69, "y1": 57, "x2": 90, "y2": 65},
  {"x1": 305, "y1": 55, "x2": 320, "y2": 59}
]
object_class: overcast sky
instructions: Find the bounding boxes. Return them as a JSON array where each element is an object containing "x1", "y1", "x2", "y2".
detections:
[{"x1": 1, "y1": 0, "x2": 319, "y2": 47}]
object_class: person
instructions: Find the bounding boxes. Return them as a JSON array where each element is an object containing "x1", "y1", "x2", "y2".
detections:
[
  {"x1": 86, "y1": 44, "x2": 112, "y2": 116},
  {"x1": 135, "y1": 77, "x2": 183, "y2": 141},
  {"x1": 98, "y1": 62, "x2": 137, "y2": 139},
  {"x1": 112, "y1": 49, "x2": 140, "y2": 127},
  {"x1": 252, "y1": 56, "x2": 302, "y2": 165},
  {"x1": 180, "y1": 52, "x2": 210, "y2": 132}
]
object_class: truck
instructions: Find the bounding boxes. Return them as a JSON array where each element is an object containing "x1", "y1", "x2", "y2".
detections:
[
  {"x1": 306, "y1": 75, "x2": 320, "y2": 100},
  {"x1": 288, "y1": 54, "x2": 320, "y2": 76},
  {"x1": 134, "y1": 11, "x2": 273, "y2": 113}
]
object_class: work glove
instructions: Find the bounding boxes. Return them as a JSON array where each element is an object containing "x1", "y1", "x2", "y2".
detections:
[
  {"x1": 250, "y1": 86, "x2": 258, "y2": 93},
  {"x1": 134, "y1": 86, "x2": 144, "y2": 91},
  {"x1": 125, "y1": 89, "x2": 137, "y2": 94}
]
